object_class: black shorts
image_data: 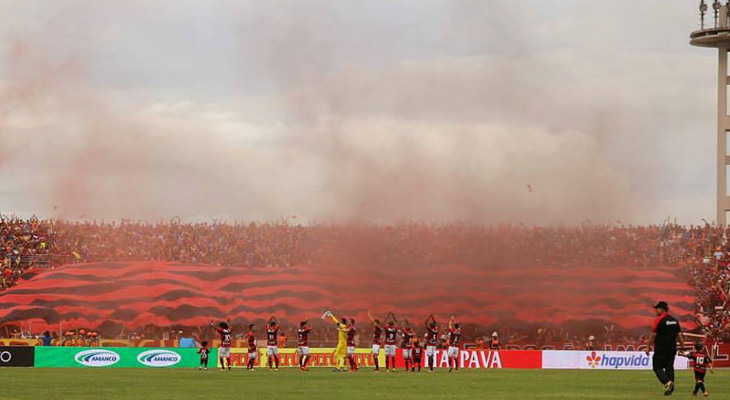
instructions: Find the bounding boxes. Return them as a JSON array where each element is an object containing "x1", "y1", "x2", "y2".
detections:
[
  {"x1": 694, "y1": 370, "x2": 706, "y2": 381},
  {"x1": 652, "y1": 352, "x2": 675, "y2": 366}
]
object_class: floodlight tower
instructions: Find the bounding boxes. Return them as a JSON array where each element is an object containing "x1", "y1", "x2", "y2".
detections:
[{"x1": 691, "y1": 1, "x2": 730, "y2": 226}]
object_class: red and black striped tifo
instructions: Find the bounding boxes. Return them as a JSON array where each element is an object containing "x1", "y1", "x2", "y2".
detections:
[{"x1": 0, "y1": 262, "x2": 695, "y2": 332}]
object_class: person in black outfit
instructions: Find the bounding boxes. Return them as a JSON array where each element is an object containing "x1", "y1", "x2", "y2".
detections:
[{"x1": 645, "y1": 301, "x2": 686, "y2": 396}]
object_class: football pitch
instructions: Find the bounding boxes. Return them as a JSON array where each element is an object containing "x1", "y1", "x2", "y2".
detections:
[{"x1": 2, "y1": 368, "x2": 728, "y2": 400}]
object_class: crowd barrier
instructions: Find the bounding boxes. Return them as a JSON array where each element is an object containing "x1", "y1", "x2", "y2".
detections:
[
  {"x1": 5, "y1": 337, "x2": 724, "y2": 365},
  {"x1": 1, "y1": 347, "x2": 692, "y2": 370}
]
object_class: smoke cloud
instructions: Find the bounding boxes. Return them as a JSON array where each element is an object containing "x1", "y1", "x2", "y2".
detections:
[{"x1": 0, "y1": 1, "x2": 715, "y2": 224}]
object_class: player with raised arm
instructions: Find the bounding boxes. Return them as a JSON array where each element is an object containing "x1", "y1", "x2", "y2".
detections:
[
  {"x1": 266, "y1": 315, "x2": 280, "y2": 370},
  {"x1": 297, "y1": 320, "x2": 312, "y2": 371},
  {"x1": 245, "y1": 324, "x2": 257, "y2": 371},
  {"x1": 401, "y1": 319, "x2": 415, "y2": 372},
  {"x1": 325, "y1": 310, "x2": 349, "y2": 372},
  {"x1": 680, "y1": 342, "x2": 714, "y2": 397},
  {"x1": 346, "y1": 318, "x2": 358, "y2": 372},
  {"x1": 447, "y1": 316, "x2": 462, "y2": 372},
  {"x1": 425, "y1": 314, "x2": 439, "y2": 372},
  {"x1": 368, "y1": 310, "x2": 384, "y2": 372},
  {"x1": 384, "y1": 312, "x2": 399, "y2": 372},
  {"x1": 210, "y1": 319, "x2": 232, "y2": 371}
]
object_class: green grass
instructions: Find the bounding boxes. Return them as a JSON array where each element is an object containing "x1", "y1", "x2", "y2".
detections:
[{"x1": 1, "y1": 368, "x2": 727, "y2": 400}]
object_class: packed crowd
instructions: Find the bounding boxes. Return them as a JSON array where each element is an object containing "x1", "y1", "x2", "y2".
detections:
[
  {"x1": 52, "y1": 218, "x2": 308, "y2": 268},
  {"x1": 1, "y1": 216, "x2": 730, "y2": 341},
  {"x1": 4, "y1": 218, "x2": 710, "y2": 271},
  {"x1": 2, "y1": 217, "x2": 716, "y2": 271},
  {"x1": 685, "y1": 226, "x2": 730, "y2": 341},
  {"x1": 0, "y1": 216, "x2": 52, "y2": 291},
  {"x1": 311, "y1": 222, "x2": 693, "y2": 268}
]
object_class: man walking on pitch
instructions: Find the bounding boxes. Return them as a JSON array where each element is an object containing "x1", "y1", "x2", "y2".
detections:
[{"x1": 645, "y1": 301, "x2": 686, "y2": 396}]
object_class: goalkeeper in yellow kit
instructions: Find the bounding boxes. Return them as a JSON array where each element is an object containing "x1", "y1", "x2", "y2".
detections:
[{"x1": 324, "y1": 310, "x2": 349, "y2": 372}]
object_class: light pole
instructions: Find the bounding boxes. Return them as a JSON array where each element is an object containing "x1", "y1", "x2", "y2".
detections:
[{"x1": 690, "y1": 1, "x2": 730, "y2": 226}]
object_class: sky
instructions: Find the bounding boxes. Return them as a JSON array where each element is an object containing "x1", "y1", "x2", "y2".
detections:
[{"x1": 0, "y1": 0, "x2": 720, "y2": 225}]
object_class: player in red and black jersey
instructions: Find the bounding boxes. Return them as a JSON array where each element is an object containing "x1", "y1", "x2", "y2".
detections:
[
  {"x1": 411, "y1": 337, "x2": 423, "y2": 372},
  {"x1": 368, "y1": 310, "x2": 383, "y2": 371},
  {"x1": 245, "y1": 324, "x2": 257, "y2": 371},
  {"x1": 210, "y1": 320, "x2": 232, "y2": 371},
  {"x1": 198, "y1": 340, "x2": 210, "y2": 370},
  {"x1": 681, "y1": 342, "x2": 714, "y2": 397},
  {"x1": 384, "y1": 312, "x2": 399, "y2": 372},
  {"x1": 297, "y1": 320, "x2": 312, "y2": 370},
  {"x1": 400, "y1": 321, "x2": 415, "y2": 372},
  {"x1": 266, "y1": 315, "x2": 280, "y2": 370},
  {"x1": 346, "y1": 318, "x2": 358, "y2": 372},
  {"x1": 425, "y1": 314, "x2": 439, "y2": 372},
  {"x1": 447, "y1": 316, "x2": 462, "y2": 372}
]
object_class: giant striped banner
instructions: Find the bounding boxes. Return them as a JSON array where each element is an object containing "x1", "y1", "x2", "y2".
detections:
[{"x1": 0, "y1": 262, "x2": 694, "y2": 332}]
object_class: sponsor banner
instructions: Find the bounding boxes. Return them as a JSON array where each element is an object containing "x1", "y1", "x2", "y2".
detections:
[
  {"x1": 498, "y1": 350, "x2": 543, "y2": 369},
  {"x1": 413, "y1": 349, "x2": 540, "y2": 369},
  {"x1": 219, "y1": 348, "x2": 380, "y2": 369},
  {"x1": 219, "y1": 348, "x2": 541, "y2": 369},
  {"x1": 30, "y1": 347, "x2": 681, "y2": 369},
  {"x1": 390, "y1": 349, "x2": 541, "y2": 369},
  {"x1": 0, "y1": 346, "x2": 35, "y2": 367},
  {"x1": 34, "y1": 347, "x2": 214, "y2": 368},
  {"x1": 542, "y1": 351, "x2": 688, "y2": 370}
]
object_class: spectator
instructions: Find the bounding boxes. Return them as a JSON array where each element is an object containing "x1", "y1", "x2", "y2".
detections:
[
  {"x1": 489, "y1": 332, "x2": 501, "y2": 350},
  {"x1": 584, "y1": 335, "x2": 596, "y2": 351},
  {"x1": 40, "y1": 330, "x2": 52, "y2": 346}
]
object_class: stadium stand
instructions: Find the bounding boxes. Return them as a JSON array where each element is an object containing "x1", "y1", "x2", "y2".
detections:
[{"x1": 0, "y1": 216, "x2": 728, "y2": 344}]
